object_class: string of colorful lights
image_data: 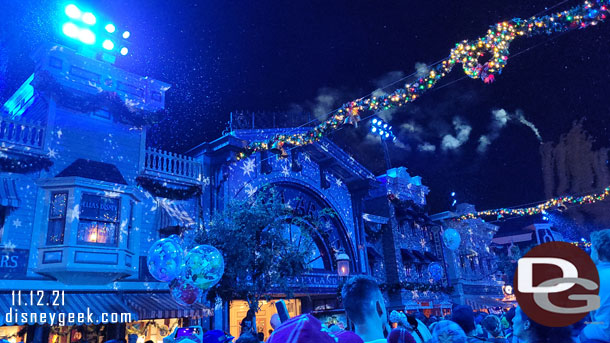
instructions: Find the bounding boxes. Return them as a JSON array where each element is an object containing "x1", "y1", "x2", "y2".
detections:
[
  {"x1": 456, "y1": 186, "x2": 610, "y2": 221},
  {"x1": 235, "y1": 0, "x2": 610, "y2": 160}
]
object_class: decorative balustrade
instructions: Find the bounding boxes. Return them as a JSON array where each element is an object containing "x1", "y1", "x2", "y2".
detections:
[
  {"x1": 142, "y1": 147, "x2": 202, "y2": 184},
  {"x1": 0, "y1": 117, "x2": 45, "y2": 151}
]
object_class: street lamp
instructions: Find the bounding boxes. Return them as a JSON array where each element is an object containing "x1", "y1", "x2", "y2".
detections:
[
  {"x1": 370, "y1": 117, "x2": 396, "y2": 170},
  {"x1": 336, "y1": 250, "x2": 350, "y2": 277}
]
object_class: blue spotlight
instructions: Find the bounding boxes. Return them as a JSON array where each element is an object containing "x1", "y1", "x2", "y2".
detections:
[
  {"x1": 122, "y1": 31, "x2": 130, "y2": 39},
  {"x1": 102, "y1": 39, "x2": 115, "y2": 50},
  {"x1": 81, "y1": 12, "x2": 96, "y2": 25},
  {"x1": 62, "y1": 22, "x2": 79, "y2": 38},
  {"x1": 105, "y1": 23, "x2": 116, "y2": 33},
  {"x1": 120, "y1": 47, "x2": 129, "y2": 55},
  {"x1": 78, "y1": 29, "x2": 96, "y2": 45},
  {"x1": 65, "y1": 4, "x2": 81, "y2": 19},
  {"x1": 371, "y1": 127, "x2": 377, "y2": 133}
]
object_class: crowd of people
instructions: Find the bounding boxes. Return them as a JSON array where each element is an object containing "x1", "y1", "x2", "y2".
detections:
[{"x1": 202, "y1": 229, "x2": 609, "y2": 343}]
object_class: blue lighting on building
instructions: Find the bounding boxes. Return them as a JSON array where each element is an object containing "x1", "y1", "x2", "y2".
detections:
[
  {"x1": 370, "y1": 117, "x2": 396, "y2": 141},
  {"x1": 102, "y1": 39, "x2": 115, "y2": 50},
  {"x1": 2, "y1": 74, "x2": 35, "y2": 119},
  {"x1": 65, "y1": 4, "x2": 81, "y2": 19}
]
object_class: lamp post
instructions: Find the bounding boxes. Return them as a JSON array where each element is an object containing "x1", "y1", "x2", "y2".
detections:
[
  {"x1": 336, "y1": 250, "x2": 350, "y2": 278},
  {"x1": 370, "y1": 118, "x2": 396, "y2": 170}
]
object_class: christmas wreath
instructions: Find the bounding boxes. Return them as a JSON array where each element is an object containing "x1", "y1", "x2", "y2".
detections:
[{"x1": 136, "y1": 176, "x2": 202, "y2": 200}]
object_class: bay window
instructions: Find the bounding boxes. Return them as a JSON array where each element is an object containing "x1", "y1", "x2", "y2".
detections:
[
  {"x1": 47, "y1": 192, "x2": 68, "y2": 245},
  {"x1": 77, "y1": 194, "x2": 120, "y2": 245}
]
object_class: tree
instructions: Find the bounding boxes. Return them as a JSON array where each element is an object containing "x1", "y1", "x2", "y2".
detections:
[{"x1": 195, "y1": 186, "x2": 333, "y2": 315}]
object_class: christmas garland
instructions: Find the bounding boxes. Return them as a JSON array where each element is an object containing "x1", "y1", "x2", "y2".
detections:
[
  {"x1": 0, "y1": 154, "x2": 53, "y2": 173},
  {"x1": 381, "y1": 281, "x2": 453, "y2": 294},
  {"x1": 136, "y1": 176, "x2": 202, "y2": 200},
  {"x1": 236, "y1": 0, "x2": 610, "y2": 160},
  {"x1": 458, "y1": 185, "x2": 610, "y2": 220},
  {"x1": 32, "y1": 71, "x2": 163, "y2": 128}
]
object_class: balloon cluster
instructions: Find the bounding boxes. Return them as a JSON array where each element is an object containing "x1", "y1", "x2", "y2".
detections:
[
  {"x1": 147, "y1": 235, "x2": 225, "y2": 306},
  {"x1": 443, "y1": 229, "x2": 461, "y2": 251}
]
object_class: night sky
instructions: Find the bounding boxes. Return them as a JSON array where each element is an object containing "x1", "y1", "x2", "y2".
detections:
[{"x1": 1, "y1": 0, "x2": 609, "y2": 215}]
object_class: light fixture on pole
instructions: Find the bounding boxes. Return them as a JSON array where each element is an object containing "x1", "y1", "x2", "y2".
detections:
[
  {"x1": 336, "y1": 250, "x2": 350, "y2": 277},
  {"x1": 370, "y1": 117, "x2": 396, "y2": 170},
  {"x1": 60, "y1": 4, "x2": 132, "y2": 64}
]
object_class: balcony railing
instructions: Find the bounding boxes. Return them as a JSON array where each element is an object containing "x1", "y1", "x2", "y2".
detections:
[
  {"x1": 0, "y1": 117, "x2": 45, "y2": 152},
  {"x1": 141, "y1": 147, "x2": 202, "y2": 185}
]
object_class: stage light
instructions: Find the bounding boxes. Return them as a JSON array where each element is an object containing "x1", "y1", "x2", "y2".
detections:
[
  {"x1": 383, "y1": 123, "x2": 388, "y2": 128},
  {"x1": 105, "y1": 23, "x2": 116, "y2": 33},
  {"x1": 385, "y1": 133, "x2": 390, "y2": 138},
  {"x1": 451, "y1": 192, "x2": 456, "y2": 197},
  {"x1": 82, "y1": 12, "x2": 96, "y2": 25},
  {"x1": 372, "y1": 118, "x2": 378, "y2": 124},
  {"x1": 122, "y1": 31, "x2": 130, "y2": 39},
  {"x1": 102, "y1": 39, "x2": 115, "y2": 50},
  {"x1": 371, "y1": 127, "x2": 377, "y2": 133},
  {"x1": 62, "y1": 22, "x2": 79, "y2": 38},
  {"x1": 379, "y1": 130, "x2": 385, "y2": 136},
  {"x1": 78, "y1": 29, "x2": 96, "y2": 45},
  {"x1": 65, "y1": 4, "x2": 81, "y2": 19},
  {"x1": 120, "y1": 47, "x2": 129, "y2": 55}
]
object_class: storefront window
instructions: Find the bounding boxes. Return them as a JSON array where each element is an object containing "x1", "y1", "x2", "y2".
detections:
[
  {"x1": 77, "y1": 194, "x2": 120, "y2": 246},
  {"x1": 47, "y1": 192, "x2": 68, "y2": 245}
]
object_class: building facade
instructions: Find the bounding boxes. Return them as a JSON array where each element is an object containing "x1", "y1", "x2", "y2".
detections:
[{"x1": 0, "y1": 43, "x2": 503, "y2": 343}]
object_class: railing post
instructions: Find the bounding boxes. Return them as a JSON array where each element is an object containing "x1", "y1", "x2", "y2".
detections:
[{"x1": 139, "y1": 127, "x2": 147, "y2": 174}]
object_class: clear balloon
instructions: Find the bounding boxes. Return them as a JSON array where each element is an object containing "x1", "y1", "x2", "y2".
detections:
[
  {"x1": 147, "y1": 238, "x2": 184, "y2": 282},
  {"x1": 184, "y1": 245, "x2": 225, "y2": 291},
  {"x1": 443, "y1": 228, "x2": 461, "y2": 251},
  {"x1": 170, "y1": 276, "x2": 202, "y2": 306},
  {"x1": 428, "y1": 262, "x2": 444, "y2": 282}
]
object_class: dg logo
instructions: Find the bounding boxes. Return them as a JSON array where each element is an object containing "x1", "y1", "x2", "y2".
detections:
[{"x1": 514, "y1": 241, "x2": 600, "y2": 327}]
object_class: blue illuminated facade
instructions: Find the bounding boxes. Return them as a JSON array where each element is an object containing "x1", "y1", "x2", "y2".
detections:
[{"x1": 0, "y1": 43, "x2": 501, "y2": 341}]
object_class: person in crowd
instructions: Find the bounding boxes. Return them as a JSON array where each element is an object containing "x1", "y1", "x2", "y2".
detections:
[
  {"x1": 267, "y1": 329, "x2": 273, "y2": 338},
  {"x1": 235, "y1": 333, "x2": 258, "y2": 343},
  {"x1": 387, "y1": 328, "x2": 416, "y2": 343},
  {"x1": 257, "y1": 332, "x2": 264, "y2": 343},
  {"x1": 328, "y1": 324, "x2": 342, "y2": 333},
  {"x1": 267, "y1": 314, "x2": 363, "y2": 343},
  {"x1": 430, "y1": 320, "x2": 467, "y2": 343},
  {"x1": 241, "y1": 309, "x2": 256, "y2": 335},
  {"x1": 511, "y1": 306, "x2": 573, "y2": 343},
  {"x1": 341, "y1": 275, "x2": 390, "y2": 343},
  {"x1": 202, "y1": 330, "x2": 234, "y2": 343},
  {"x1": 389, "y1": 310, "x2": 410, "y2": 330},
  {"x1": 502, "y1": 308, "x2": 516, "y2": 343},
  {"x1": 406, "y1": 313, "x2": 433, "y2": 343},
  {"x1": 451, "y1": 305, "x2": 488, "y2": 342},
  {"x1": 145, "y1": 340, "x2": 154, "y2": 343},
  {"x1": 481, "y1": 315, "x2": 507, "y2": 343},
  {"x1": 579, "y1": 229, "x2": 610, "y2": 343}
]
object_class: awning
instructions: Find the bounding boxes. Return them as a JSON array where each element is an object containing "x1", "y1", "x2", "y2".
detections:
[
  {"x1": 158, "y1": 198, "x2": 196, "y2": 228},
  {"x1": 464, "y1": 295, "x2": 508, "y2": 310},
  {"x1": 424, "y1": 251, "x2": 439, "y2": 262},
  {"x1": 0, "y1": 178, "x2": 20, "y2": 207},
  {"x1": 124, "y1": 292, "x2": 212, "y2": 320},
  {"x1": 401, "y1": 249, "x2": 415, "y2": 263},
  {"x1": 0, "y1": 292, "x2": 137, "y2": 326},
  {"x1": 411, "y1": 250, "x2": 426, "y2": 263}
]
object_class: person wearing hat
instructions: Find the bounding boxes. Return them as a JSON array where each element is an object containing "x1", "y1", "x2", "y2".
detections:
[
  {"x1": 267, "y1": 314, "x2": 363, "y2": 343},
  {"x1": 202, "y1": 330, "x2": 233, "y2": 343}
]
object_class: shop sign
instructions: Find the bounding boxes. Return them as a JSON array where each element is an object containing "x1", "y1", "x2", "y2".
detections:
[{"x1": 0, "y1": 248, "x2": 29, "y2": 278}]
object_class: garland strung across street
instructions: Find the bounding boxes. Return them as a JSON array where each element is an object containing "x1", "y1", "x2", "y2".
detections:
[
  {"x1": 236, "y1": 0, "x2": 610, "y2": 161},
  {"x1": 457, "y1": 186, "x2": 610, "y2": 221}
]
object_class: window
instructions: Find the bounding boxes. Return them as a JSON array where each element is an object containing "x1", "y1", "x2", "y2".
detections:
[
  {"x1": 77, "y1": 194, "x2": 120, "y2": 246},
  {"x1": 47, "y1": 192, "x2": 68, "y2": 245}
]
